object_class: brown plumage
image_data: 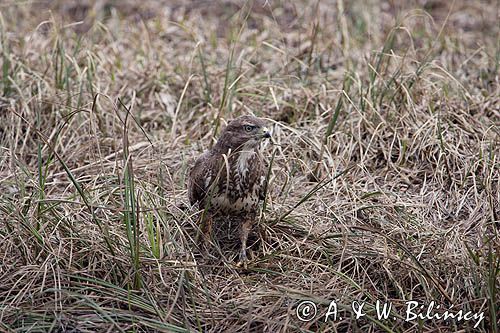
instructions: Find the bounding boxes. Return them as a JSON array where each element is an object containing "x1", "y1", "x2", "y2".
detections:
[{"x1": 188, "y1": 115, "x2": 271, "y2": 266}]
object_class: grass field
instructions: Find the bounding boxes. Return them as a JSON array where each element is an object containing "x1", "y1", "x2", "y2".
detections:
[{"x1": 0, "y1": 0, "x2": 498, "y2": 332}]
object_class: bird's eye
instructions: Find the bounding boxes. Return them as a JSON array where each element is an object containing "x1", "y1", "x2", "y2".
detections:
[{"x1": 244, "y1": 125, "x2": 255, "y2": 132}]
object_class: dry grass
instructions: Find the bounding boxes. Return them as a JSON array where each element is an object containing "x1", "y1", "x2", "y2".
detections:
[{"x1": 0, "y1": 0, "x2": 498, "y2": 332}]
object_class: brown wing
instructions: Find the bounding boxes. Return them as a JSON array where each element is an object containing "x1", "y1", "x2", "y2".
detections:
[{"x1": 187, "y1": 151, "x2": 222, "y2": 206}]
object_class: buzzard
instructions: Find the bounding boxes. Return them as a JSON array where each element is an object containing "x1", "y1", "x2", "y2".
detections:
[{"x1": 188, "y1": 115, "x2": 271, "y2": 267}]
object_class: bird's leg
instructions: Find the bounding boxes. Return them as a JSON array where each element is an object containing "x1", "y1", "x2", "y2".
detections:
[
  {"x1": 201, "y1": 213, "x2": 213, "y2": 244},
  {"x1": 198, "y1": 212, "x2": 213, "y2": 256},
  {"x1": 237, "y1": 217, "x2": 253, "y2": 268}
]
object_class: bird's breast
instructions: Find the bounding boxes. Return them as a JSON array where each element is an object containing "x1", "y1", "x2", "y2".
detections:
[
  {"x1": 211, "y1": 192, "x2": 259, "y2": 214},
  {"x1": 207, "y1": 148, "x2": 264, "y2": 214},
  {"x1": 236, "y1": 150, "x2": 256, "y2": 181}
]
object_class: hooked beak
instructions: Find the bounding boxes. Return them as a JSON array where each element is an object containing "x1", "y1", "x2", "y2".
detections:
[{"x1": 260, "y1": 127, "x2": 271, "y2": 139}]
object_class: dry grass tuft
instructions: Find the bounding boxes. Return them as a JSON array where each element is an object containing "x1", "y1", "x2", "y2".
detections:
[{"x1": 0, "y1": 0, "x2": 498, "y2": 332}]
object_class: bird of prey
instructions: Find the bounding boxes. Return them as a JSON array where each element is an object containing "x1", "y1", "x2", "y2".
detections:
[{"x1": 188, "y1": 115, "x2": 271, "y2": 267}]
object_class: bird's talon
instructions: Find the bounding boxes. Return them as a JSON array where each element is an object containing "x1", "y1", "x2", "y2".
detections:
[
  {"x1": 236, "y1": 260, "x2": 248, "y2": 269},
  {"x1": 237, "y1": 251, "x2": 249, "y2": 269}
]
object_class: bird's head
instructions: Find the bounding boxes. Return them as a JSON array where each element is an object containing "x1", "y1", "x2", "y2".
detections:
[{"x1": 216, "y1": 115, "x2": 271, "y2": 152}]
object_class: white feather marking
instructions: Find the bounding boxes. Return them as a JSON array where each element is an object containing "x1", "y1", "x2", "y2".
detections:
[
  {"x1": 204, "y1": 175, "x2": 212, "y2": 189},
  {"x1": 237, "y1": 143, "x2": 256, "y2": 179}
]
